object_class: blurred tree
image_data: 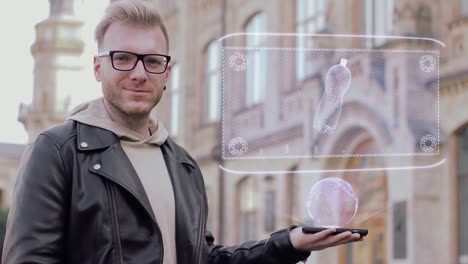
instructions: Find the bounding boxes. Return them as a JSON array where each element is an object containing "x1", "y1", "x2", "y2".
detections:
[{"x1": 0, "y1": 208, "x2": 9, "y2": 260}]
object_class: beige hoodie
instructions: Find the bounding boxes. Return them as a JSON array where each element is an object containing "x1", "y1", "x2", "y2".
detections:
[{"x1": 68, "y1": 98, "x2": 176, "y2": 264}]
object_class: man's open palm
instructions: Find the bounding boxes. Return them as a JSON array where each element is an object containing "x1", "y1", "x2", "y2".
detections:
[{"x1": 289, "y1": 227, "x2": 364, "y2": 252}]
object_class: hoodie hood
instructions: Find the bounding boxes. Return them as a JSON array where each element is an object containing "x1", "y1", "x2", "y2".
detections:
[{"x1": 67, "y1": 98, "x2": 168, "y2": 145}]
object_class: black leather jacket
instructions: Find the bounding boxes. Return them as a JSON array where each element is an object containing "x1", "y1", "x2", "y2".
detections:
[{"x1": 2, "y1": 121, "x2": 310, "y2": 264}]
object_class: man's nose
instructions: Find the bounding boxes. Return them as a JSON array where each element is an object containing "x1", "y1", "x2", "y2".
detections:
[{"x1": 129, "y1": 60, "x2": 148, "y2": 80}]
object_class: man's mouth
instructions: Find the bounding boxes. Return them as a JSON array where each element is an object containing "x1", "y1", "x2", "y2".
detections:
[{"x1": 124, "y1": 88, "x2": 150, "y2": 93}]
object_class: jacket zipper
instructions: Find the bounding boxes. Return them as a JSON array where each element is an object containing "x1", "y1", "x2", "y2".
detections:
[{"x1": 105, "y1": 182, "x2": 124, "y2": 264}]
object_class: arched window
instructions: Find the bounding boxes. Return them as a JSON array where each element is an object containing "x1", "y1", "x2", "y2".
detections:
[
  {"x1": 263, "y1": 175, "x2": 276, "y2": 232},
  {"x1": 285, "y1": 165, "x2": 299, "y2": 225},
  {"x1": 364, "y1": 0, "x2": 394, "y2": 47},
  {"x1": 245, "y1": 13, "x2": 267, "y2": 106},
  {"x1": 237, "y1": 176, "x2": 258, "y2": 242},
  {"x1": 295, "y1": 0, "x2": 326, "y2": 80},
  {"x1": 457, "y1": 126, "x2": 468, "y2": 262},
  {"x1": 203, "y1": 41, "x2": 221, "y2": 122},
  {"x1": 462, "y1": 0, "x2": 468, "y2": 17},
  {"x1": 170, "y1": 64, "x2": 181, "y2": 136}
]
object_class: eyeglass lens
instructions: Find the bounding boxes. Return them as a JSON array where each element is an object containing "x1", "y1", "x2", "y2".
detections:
[{"x1": 112, "y1": 52, "x2": 168, "y2": 73}]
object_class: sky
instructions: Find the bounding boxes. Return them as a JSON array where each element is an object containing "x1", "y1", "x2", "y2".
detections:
[{"x1": 0, "y1": 1, "x2": 109, "y2": 144}]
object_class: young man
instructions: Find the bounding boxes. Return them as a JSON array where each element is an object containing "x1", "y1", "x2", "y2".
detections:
[{"x1": 2, "y1": 1, "x2": 363, "y2": 263}]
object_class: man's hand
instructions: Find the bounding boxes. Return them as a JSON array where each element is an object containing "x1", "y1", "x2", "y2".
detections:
[{"x1": 289, "y1": 227, "x2": 363, "y2": 252}]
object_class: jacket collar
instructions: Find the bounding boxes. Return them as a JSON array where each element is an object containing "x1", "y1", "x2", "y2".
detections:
[
  {"x1": 75, "y1": 122, "x2": 194, "y2": 168},
  {"x1": 161, "y1": 138, "x2": 195, "y2": 169},
  {"x1": 76, "y1": 122, "x2": 118, "y2": 150}
]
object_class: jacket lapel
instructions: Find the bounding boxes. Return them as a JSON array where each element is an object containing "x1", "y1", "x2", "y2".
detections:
[
  {"x1": 161, "y1": 139, "x2": 205, "y2": 264},
  {"x1": 90, "y1": 144, "x2": 157, "y2": 224},
  {"x1": 76, "y1": 122, "x2": 157, "y2": 224},
  {"x1": 76, "y1": 121, "x2": 205, "y2": 263}
]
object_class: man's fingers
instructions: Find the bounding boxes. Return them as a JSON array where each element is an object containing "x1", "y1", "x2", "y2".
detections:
[
  {"x1": 311, "y1": 228, "x2": 337, "y2": 241},
  {"x1": 333, "y1": 233, "x2": 363, "y2": 246},
  {"x1": 298, "y1": 228, "x2": 337, "y2": 247},
  {"x1": 306, "y1": 230, "x2": 357, "y2": 245},
  {"x1": 328, "y1": 231, "x2": 353, "y2": 244},
  {"x1": 294, "y1": 228, "x2": 365, "y2": 252}
]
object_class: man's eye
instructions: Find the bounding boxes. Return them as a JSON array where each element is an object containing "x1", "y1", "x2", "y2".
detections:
[
  {"x1": 146, "y1": 57, "x2": 164, "y2": 65},
  {"x1": 114, "y1": 54, "x2": 131, "y2": 61}
]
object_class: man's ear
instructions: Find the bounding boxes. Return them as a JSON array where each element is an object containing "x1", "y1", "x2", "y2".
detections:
[
  {"x1": 164, "y1": 63, "x2": 172, "y2": 83},
  {"x1": 94, "y1": 55, "x2": 102, "y2": 82}
]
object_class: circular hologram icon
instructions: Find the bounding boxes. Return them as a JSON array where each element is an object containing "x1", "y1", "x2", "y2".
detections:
[
  {"x1": 419, "y1": 55, "x2": 436, "y2": 73},
  {"x1": 307, "y1": 177, "x2": 358, "y2": 228},
  {"x1": 229, "y1": 52, "x2": 248, "y2": 71},
  {"x1": 228, "y1": 137, "x2": 248, "y2": 156},
  {"x1": 420, "y1": 135, "x2": 437, "y2": 152}
]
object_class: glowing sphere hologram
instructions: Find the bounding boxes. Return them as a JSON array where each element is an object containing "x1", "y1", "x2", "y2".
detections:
[{"x1": 307, "y1": 177, "x2": 358, "y2": 228}]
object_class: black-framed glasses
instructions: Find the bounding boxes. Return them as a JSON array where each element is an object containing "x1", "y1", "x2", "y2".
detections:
[{"x1": 98, "y1": 50, "x2": 171, "y2": 74}]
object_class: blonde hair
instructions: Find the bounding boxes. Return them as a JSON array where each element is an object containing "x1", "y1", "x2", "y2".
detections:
[{"x1": 94, "y1": 0, "x2": 169, "y2": 50}]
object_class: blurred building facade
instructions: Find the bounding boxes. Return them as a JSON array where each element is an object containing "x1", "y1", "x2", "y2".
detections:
[
  {"x1": 0, "y1": 0, "x2": 467, "y2": 264},
  {"x1": 155, "y1": 0, "x2": 468, "y2": 264},
  {"x1": 0, "y1": 0, "x2": 86, "y2": 224}
]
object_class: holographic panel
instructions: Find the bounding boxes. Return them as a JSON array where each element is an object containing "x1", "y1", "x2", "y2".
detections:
[{"x1": 221, "y1": 47, "x2": 440, "y2": 160}]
